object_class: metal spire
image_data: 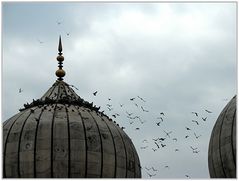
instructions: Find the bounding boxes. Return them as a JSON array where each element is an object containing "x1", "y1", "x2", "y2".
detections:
[{"x1": 55, "y1": 36, "x2": 65, "y2": 81}]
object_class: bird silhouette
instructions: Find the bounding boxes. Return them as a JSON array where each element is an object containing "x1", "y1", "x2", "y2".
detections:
[
  {"x1": 135, "y1": 103, "x2": 138, "y2": 107},
  {"x1": 202, "y1": 117, "x2": 207, "y2": 121},
  {"x1": 56, "y1": 20, "x2": 63, "y2": 25},
  {"x1": 130, "y1": 97, "x2": 135, "y2": 101},
  {"x1": 205, "y1": 109, "x2": 212, "y2": 113},
  {"x1": 161, "y1": 143, "x2": 166, "y2": 147},
  {"x1": 164, "y1": 130, "x2": 172, "y2": 138},
  {"x1": 156, "y1": 122, "x2": 161, "y2": 126},
  {"x1": 175, "y1": 149, "x2": 179, "y2": 152},
  {"x1": 141, "y1": 106, "x2": 149, "y2": 112},
  {"x1": 160, "y1": 112, "x2": 165, "y2": 116},
  {"x1": 192, "y1": 120, "x2": 199, "y2": 125},
  {"x1": 108, "y1": 98, "x2": 111, "y2": 101},
  {"x1": 137, "y1": 96, "x2": 146, "y2": 102},
  {"x1": 140, "y1": 146, "x2": 148, "y2": 149},
  {"x1": 152, "y1": 148, "x2": 157, "y2": 152},
  {"x1": 154, "y1": 142, "x2": 160, "y2": 148},
  {"x1": 164, "y1": 165, "x2": 169, "y2": 169},
  {"x1": 185, "y1": 135, "x2": 189, "y2": 138},
  {"x1": 190, "y1": 146, "x2": 198, "y2": 151},
  {"x1": 126, "y1": 111, "x2": 133, "y2": 116},
  {"x1": 19, "y1": 88, "x2": 23, "y2": 93},
  {"x1": 37, "y1": 39, "x2": 44, "y2": 44},
  {"x1": 151, "y1": 167, "x2": 158, "y2": 171},
  {"x1": 93, "y1": 91, "x2": 98, "y2": 96},
  {"x1": 158, "y1": 137, "x2": 166, "y2": 141},
  {"x1": 146, "y1": 172, "x2": 156, "y2": 178},
  {"x1": 185, "y1": 175, "x2": 190, "y2": 178},
  {"x1": 135, "y1": 127, "x2": 140, "y2": 130},
  {"x1": 119, "y1": 104, "x2": 124, "y2": 107},
  {"x1": 185, "y1": 127, "x2": 191, "y2": 130},
  {"x1": 194, "y1": 132, "x2": 201, "y2": 139},
  {"x1": 192, "y1": 112, "x2": 198, "y2": 116}
]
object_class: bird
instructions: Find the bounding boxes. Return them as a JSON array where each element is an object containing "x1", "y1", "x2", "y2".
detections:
[
  {"x1": 185, "y1": 135, "x2": 189, "y2": 138},
  {"x1": 19, "y1": 88, "x2": 23, "y2": 93},
  {"x1": 66, "y1": 32, "x2": 70, "y2": 36},
  {"x1": 69, "y1": 84, "x2": 79, "y2": 90},
  {"x1": 191, "y1": 112, "x2": 198, "y2": 116},
  {"x1": 141, "y1": 106, "x2": 149, "y2": 112},
  {"x1": 108, "y1": 98, "x2": 111, "y2": 101},
  {"x1": 112, "y1": 115, "x2": 116, "y2": 118},
  {"x1": 164, "y1": 130, "x2": 172, "y2": 138},
  {"x1": 152, "y1": 148, "x2": 157, "y2": 152},
  {"x1": 137, "y1": 96, "x2": 146, "y2": 102},
  {"x1": 164, "y1": 165, "x2": 169, "y2": 169},
  {"x1": 130, "y1": 97, "x2": 135, "y2": 101},
  {"x1": 56, "y1": 20, "x2": 62, "y2": 25},
  {"x1": 175, "y1": 149, "x2": 179, "y2": 152},
  {"x1": 185, "y1": 175, "x2": 190, "y2": 178},
  {"x1": 185, "y1": 127, "x2": 191, "y2": 130},
  {"x1": 154, "y1": 142, "x2": 160, "y2": 148},
  {"x1": 193, "y1": 150, "x2": 200, "y2": 153},
  {"x1": 126, "y1": 111, "x2": 133, "y2": 116},
  {"x1": 205, "y1": 109, "x2": 212, "y2": 113},
  {"x1": 158, "y1": 137, "x2": 166, "y2": 141},
  {"x1": 140, "y1": 146, "x2": 148, "y2": 149},
  {"x1": 107, "y1": 107, "x2": 113, "y2": 111},
  {"x1": 119, "y1": 104, "x2": 124, "y2": 107},
  {"x1": 194, "y1": 132, "x2": 201, "y2": 139},
  {"x1": 202, "y1": 117, "x2": 207, "y2": 121},
  {"x1": 161, "y1": 143, "x2": 166, "y2": 147},
  {"x1": 37, "y1": 39, "x2": 44, "y2": 44},
  {"x1": 192, "y1": 120, "x2": 199, "y2": 125},
  {"x1": 135, "y1": 127, "x2": 140, "y2": 130},
  {"x1": 190, "y1": 146, "x2": 198, "y2": 151},
  {"x1": 146, "y1": 172, "x2": 156, "y2": 178},
  {"x1": 151, "y1": 167, "x2": 158, "y2": 171},
  {"x1": 156, "y1": 122, "x2": 161, "y2": 126},
  {"x1": 160, "y1": 112, "x2": 165, "y2": 116},
  {"x1": 135, "y1": 103, "x2": 138, "y2": 107},
  {"x1": 93, "y1": 91, "x2": 98, "y2": 96}
]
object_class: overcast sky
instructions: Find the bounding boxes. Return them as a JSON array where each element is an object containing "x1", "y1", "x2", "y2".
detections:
[{"x1": 2, "y1": 2, "x2": 237, "y2": 179}]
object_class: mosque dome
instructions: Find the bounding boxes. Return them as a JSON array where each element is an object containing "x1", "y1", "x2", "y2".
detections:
[
  {"x1": 3, "y1": 37, "x2": 141, "y2": 178},
  {"x1": 208, "y1": 95, "x2": 236, "y2": 178}
]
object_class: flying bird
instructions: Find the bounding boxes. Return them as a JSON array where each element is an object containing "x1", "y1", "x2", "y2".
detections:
[
  {"x1": 130, "y1": 97, "x2": 135, "y2": 101},
  {"x1": 126, "y1": 111, "x2": 133, "y2": 116},
  {"x1": 185, "y1": 127, "x2": 191, "y2": 130},
  {"x1": 152, "y1": 148, "x2": 157, "y2": 152},
  {"x1": 56, "y1": 20, "x2": 63, "y2": 25},
  {"x1": 161, "y1": 143, "x2": 166, "y2": 147},
  {"x1": 192, "y1": 120, "x2": 199, "y2": 125},
  {"x1": 160, "y1": 112, "x2": 165, "y2": 116},
  {"x1": 154, "y1": 142, "x2": 160, "y2": 149},
  {"x1": 146, "y1": 172, "x2": 156, "y2": 178},
  {"x1": 137, "y1": 96, "x2": 146, "y2": 102},
  {"x1": 135, "y1": 103, "x2": 139, "y2": 107},
  {"x1": 119, "y1": 104, "x2": 124, "y2": 107},
  {"x1": 202, "y1": 117, "x2": 207, "y2": 121},
  {"x1": 185, "y1": 135, "x2": 189, "y2": 138},
  {"x1": 185, "y1": 175, "x2": 190, "y2": 178},
  {"x1": 156, "y1": 122, "x2": 161, "y2": 126},
  {"x1": 135, "y1": 127, "x2": 140, "y2": 130},
  {"x1": 190, "y1": 146, "x2": 198, "y2": 151},
  {"x1": 141, "y1": 106, "x2": 149, "y2": 112},
  {"x1": 108, "y1": 98, "x2": 111, "y2": 101},
  {"x1": 19, "y1": 88, "x2": 23, "y2": 93},
  {"x1": 194, "y1": 132, "x2": 201, "y2": 139},
  {"x1": 175, "y1": 149, "x2": 179, "y2": 152},
  {"x1": 191, "y1": 112, "x2": 198, "y2": 116},
  {"x1": 93, "y1": 91, "x2": 98, "y2": 96},
  {"x1": 205, "y1": 109, "x2": 212, "y2": 113},
  {"x1": 37, "y1": 39, "x2": 44, "y2": 44},
  {"x1": 164, "y1": 130, "x2": 172, "y2": 138}
]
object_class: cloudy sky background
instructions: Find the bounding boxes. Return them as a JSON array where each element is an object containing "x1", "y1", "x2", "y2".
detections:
[{"x1": 2, "y1": 2, "x2": 237, "y2": 178}]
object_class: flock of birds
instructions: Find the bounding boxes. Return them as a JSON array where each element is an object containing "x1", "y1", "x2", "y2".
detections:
[{"x1": 90, "y1": 90, "x2": 214, "y2": 178}]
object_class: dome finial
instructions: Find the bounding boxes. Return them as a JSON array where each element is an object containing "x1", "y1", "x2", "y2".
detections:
[{"x1": 55, "y1": 35, "x2": 65, "y2": 81}]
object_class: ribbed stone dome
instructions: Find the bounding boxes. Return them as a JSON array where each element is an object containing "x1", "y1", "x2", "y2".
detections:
[
  {"x1": 3, "y1": 80, "x2": 141, "y2": 178},
  {"x1": 208, "y1": 95, "x2": 236, "y2": 178}
]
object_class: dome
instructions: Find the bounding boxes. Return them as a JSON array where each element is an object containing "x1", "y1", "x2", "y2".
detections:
[
  {"x1": 3, "y1": 37, "x2": 141, "y2": 178},
  {"x1": 208, "y1": 95, "x2": 236, "y2": 178}
]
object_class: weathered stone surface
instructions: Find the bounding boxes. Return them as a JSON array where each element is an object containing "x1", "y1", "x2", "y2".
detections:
[
  {"x1": 3, "y1": 80, "x2": 141, "y2": 178},
  {"x1": 208, "y1": 95, "x2": 236, "y2": 178}
]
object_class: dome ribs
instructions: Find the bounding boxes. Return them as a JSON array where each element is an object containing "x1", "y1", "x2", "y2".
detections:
[
  {"x1": 101, "y1": 115, "x2": 127, "y2": 178},
  {"x1": 209, "y1": 96, "x2": 237, "y2": 178},
  {"x1": 68, "y1": 105, "x2": 87, "y2": 177},
  {"x1": 100, "y1": 115, "x2": 117, "y2": 178},
  {"x1": 19, "y1": 107, "x2": 41, "y2": 177},
  {"x1": 3, "y1": 112, "x2": 25, "y2": 178}
]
